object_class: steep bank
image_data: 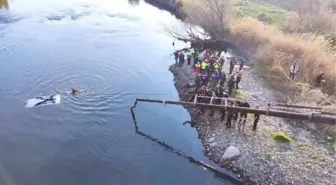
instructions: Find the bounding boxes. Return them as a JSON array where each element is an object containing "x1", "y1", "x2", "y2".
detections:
[{"x1": 169, "y1": 60, "x2": 336, "y2": 185}]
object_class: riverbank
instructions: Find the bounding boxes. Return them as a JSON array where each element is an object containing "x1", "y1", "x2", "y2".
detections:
[{"x1": 169, "y1": 60, "x2": 336, "y2": 185}]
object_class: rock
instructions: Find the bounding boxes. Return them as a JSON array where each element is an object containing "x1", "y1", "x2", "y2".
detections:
[
  {"x1": 210, "y1": 142, "x2": 217, "y2": 147},
  {"x1": 208, "y1": 137, "x2": 215, "y2": 143},
  {"x1": 221, "y1": 146, "x2": 241, "y2": 161},
  {"x1": 307, "y1": 123, "x2": 316, "y2": 130}
]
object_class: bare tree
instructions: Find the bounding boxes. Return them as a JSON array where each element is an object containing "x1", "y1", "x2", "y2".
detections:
[{"x1": 164, "y1": 0, "x2": 234, "y2": 45}]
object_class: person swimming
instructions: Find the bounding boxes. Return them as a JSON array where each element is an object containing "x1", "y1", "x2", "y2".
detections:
[{"x1": 71, "y1": 88, "x2": 80, "y2": 94}]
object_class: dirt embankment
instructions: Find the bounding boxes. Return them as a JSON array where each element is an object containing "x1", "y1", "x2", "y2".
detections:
[{"x1": 169, "y1": 57, "x2": 336, "y2": 185}]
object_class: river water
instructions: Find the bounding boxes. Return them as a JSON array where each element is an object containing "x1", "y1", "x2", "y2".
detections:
[{"x1": 0, "y1": 1, "x2": 238, "y2": 185}]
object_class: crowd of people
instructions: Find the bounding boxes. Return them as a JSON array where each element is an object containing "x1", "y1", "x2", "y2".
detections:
[{"x1": 173, "y1": 48, "x2": 260, "y2": 130}]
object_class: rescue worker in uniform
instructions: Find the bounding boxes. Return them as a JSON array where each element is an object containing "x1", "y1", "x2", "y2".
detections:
[
  {"x1": 187, "y1": 49, "x2": 193, "y2": 65},
  {"x1": 201, "y1": 60, "x2": 208, "y2": 73}
]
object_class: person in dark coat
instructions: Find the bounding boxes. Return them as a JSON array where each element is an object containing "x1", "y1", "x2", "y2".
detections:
[
  {"x1": 233, "y1": 101, "x2": 240, "y2": 120},
  {"x1": 315, "y1": 72, "x2": 325, "y2": 88},
  {"x1": 178, "y1": 52, "x2": 185, "y2": 68},
  {"x1": 228, "y1": 57, "x2": 236, "y2": 74},
  {"x1": 220, "y1": 93, "x2": 229, "y2": 121},
  {"x1": 239, "y1": 57, "x2": 245, "y2": 70},
  {"x1": 195, "y1": 73, "x2": 202, "y2": 90},
  {"x1": 239, "y1": 101, "x2": 250, "y2": 125},
  {"x1": 252, "y1": 106, "x2": 260, "y2": 130},
  {"x1": 227, "y1": 72, "x2": 236, "y2": 96},
  {"x1": 226, "y1": 101, "x2": 234, "y2": 128},
  {"x1": 219, "y1": 71, "x2": 226, "y2": 87}
]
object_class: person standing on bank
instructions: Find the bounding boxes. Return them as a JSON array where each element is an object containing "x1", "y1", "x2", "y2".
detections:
[
  {"x1": 178, "y1": 51, "x2": 185, "y2": 68},
  {"x1": 253, "y1": 106, "x2": 260, "y2": 130},
  {"x1": 228, "y1": 57, "x2": 236, "y2": 74},
  {"x1": 227, "y1": 72, "x2": 236, "y2": 96},
  {"x1": 289, "y1": 62, "x2": 299, "y2": 80},
  {"x1": 226, "y1": 101, "x2": 234, "y2": 128},
  {"x1": 315, "y1": 72, "x2": 325, "y2": 88},
  {"x1": 187, "y1": 49, "x2": 193, "y2": 65},
  {"x1": 239, "y1": 57, "x2": 245, "y2": 70},
  {"x1": 236, "y1": 70, "x2": 243, "y2": 89},
  {"x1": 174, "y1": 50, "x2": 179, "y2": 64},
  {"x1": 239, "y1": 101, "x2": 250, "y2": 125}
]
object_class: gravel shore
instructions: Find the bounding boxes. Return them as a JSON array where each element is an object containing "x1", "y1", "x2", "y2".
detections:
[{"x1": 169, "y1": 58, "x2": 336, "y2": 185}]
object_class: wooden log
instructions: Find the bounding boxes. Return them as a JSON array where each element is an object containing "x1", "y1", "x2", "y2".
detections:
[{"x1": 135, "y1": 98, "x2": 336, "y2": 124}]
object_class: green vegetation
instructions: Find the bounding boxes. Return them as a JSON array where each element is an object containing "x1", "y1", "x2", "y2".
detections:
[
  {"x1": 270, "y1": 132, "x2": 292, "y2": 142},
  {"x1": 235, "y1": 1, "x2": 287, "y2": 28},
  {"x1": 233, "y1": 89, "x2": 247, "y2": 99}
]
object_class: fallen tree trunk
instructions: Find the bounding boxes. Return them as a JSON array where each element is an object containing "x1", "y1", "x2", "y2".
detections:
[{"x1": 134, "y1": 98, "x2": 336, "y2": 124}]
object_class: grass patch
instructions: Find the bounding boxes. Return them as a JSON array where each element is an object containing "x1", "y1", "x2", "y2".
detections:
[
  {"x1": 308, "y1": 152, "x2": 320, "y2": 160},
  {"x1": 235, "y1": 0, "x2": 287, "y2": 28},
  {"x1": 297, "y1": 141, "x2": 312, "y2": 150},
  {"x1": 233, "y1": 89, "x2": 247, "y2": 99},
  {"x1": 270, "y1": 132, "x2": 292, "y2": 142},
  {"x1": 247, "y1": 113, "x2": 254, "y2": 121}
]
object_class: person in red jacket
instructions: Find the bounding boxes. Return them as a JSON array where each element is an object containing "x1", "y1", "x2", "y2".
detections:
[
  {"x1": 178, "y1": 52, "x2": 185, "y2": 68},
  {"x1": 194, "y1": 61, "x2": 201, "y2": 73}
]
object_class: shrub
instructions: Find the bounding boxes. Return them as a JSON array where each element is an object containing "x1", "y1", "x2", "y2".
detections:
[
  {"x1": 270, "y1": 132, "x2": 292, "y2": 142},
  {"x1": 231, "y1": 18, "x2": 336, "y2": 95}
]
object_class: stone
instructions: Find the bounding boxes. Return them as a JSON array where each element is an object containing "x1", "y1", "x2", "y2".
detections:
[
  {"x1": 221, "y1": 146, "x2": 241, "y2": 161},
  {"x1": 307, "y1": 123, "x2": 316, "y2": 130},
  {"x1": 210, "y1": 142, "x2": 217, "y2": 147},
  {"x1": 208, "y1": 137, "x2": 215, "y2": 143}
]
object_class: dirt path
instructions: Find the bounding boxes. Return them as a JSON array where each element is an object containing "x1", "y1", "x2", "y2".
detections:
[{"x1": 169, "y1": 57, "x2": 336, "y2": 185}]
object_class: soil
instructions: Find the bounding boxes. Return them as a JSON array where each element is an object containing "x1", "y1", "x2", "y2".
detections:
[{"x1": 169, "y1": 56, "x2": 336, "y2": 185}]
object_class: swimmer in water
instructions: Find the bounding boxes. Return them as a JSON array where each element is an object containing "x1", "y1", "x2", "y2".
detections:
[{"x1": 71, "y1": 88, "x2": 80, "y2": 94}]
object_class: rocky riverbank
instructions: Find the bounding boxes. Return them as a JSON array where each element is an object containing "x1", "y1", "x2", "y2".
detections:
[{"x1": 169, "y1": 57, "x2": 336, "y2": 185}]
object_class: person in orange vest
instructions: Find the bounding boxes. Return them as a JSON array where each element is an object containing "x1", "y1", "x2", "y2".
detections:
[
  {"x1": 194, "y1": 61, "x2": 201, "y2": 73},
  {"x1": 236, "y1": 70, "x2": 243, "y2": 89}
]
